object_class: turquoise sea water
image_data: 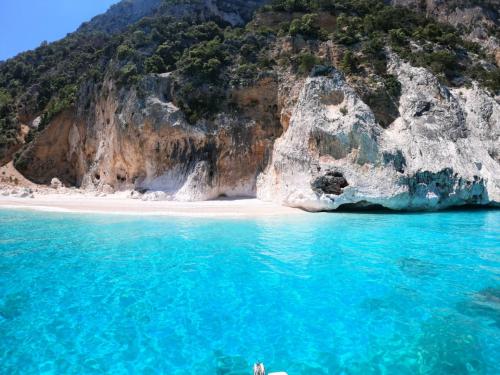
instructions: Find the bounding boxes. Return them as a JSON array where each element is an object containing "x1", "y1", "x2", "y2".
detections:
[{"x1": 0, "y1": 209, "x2": 499, "y2": 375}]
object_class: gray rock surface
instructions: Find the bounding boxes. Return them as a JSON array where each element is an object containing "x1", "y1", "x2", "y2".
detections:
[
  {"x1": 257, "y1": 59, "x2": 499, "y2": 211},
  {"x1": 50, "y1": 178, "x2": 63, "y2": 190},
  {"x1": 78, "y1": 0, "x2": 163, "y2": 34},
  {"x1": 14, "y1": 58, "x2": 499, "y2": 211},
  {"x1": 77, "y1": 0, "x2": 269, "y2": 34}
]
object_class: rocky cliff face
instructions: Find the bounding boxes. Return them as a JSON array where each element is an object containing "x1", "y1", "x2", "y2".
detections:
[
  {"x1": 389, "y1": 0, "x2": 499, "y2": 32},
  {"x1": 17, "y1": 56, "x2": 499, "y2": 210},
  {"x1": 78, "y1": 0, "x2": 163, "y2": 34},
  {"x1": 258, "y1": 58, "x2": 499, "y2": 210},
  {"x1": 3, "y1": 0, "x2": 500, "y2": 211},
  {"x1": 77, "y1": 0, "x2": 268, "y2": 34},
  {"x1": 17, "y1": 72, "x2": 282, "y2": 201}
]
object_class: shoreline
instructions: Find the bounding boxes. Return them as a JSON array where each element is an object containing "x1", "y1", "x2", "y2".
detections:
[
  {"x1": 0, "y1": 162, "x2": 305, "y2": 218},
  {"x1": 0, "y1": 194, "x2": 304, "y2": 218},
  {"x1": 2, "y1": 165, "x2": 498, "y2": 218}
]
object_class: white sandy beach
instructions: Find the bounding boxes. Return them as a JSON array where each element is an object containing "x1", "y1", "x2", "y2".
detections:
[
  {"x1": 0, "y1": 194, "x2": 303, "y2": 218},
  {"x1": 0, "y1": 162, "x2": 303, "y2": 218}
]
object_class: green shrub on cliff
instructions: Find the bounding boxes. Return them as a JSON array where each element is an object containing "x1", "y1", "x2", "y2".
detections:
[
  {"x1": 175, "y1": 82, "x2": 226, "y2": 124},
  {"x1": 389, "y1": 29, "x2": 408, "y2": 47},
  {"x1": 116, "y1": 44, "x2": 136, "y2": 60},
  {"x1": 145, "y1": 55, "x2": 166, "y2": 74},
  {"x1": 297, "y1": 53, "x2": 321, "y2": 74},
  {"x1": 39, "y1": 84, "x2": 77, "y2": 130},
  {"x1": 408, "y1": 50, "x2": 460, "y2": 82},
  {"x1": 117, "y1": 63, "x2": 140, "y2": 85},
  {"x1": 266, "y1": 0, "x2": 312, "y2": 12},
  {"x1": 384, "y1": 75, "x2": 402, "y2": 99},
  {"x1": 0, "y1": 90, "x2": 13, "y2": 115},
  {"x1": 233, "y1": 63, "x2": 259, "y2": 83},
  {"x1": 339, "y1": 51, "x2": 358, "y2": 75},
  {"x1": 470, "y1": 65, "x2": 500, "y2": 92},
  {"x1": 361, "y1": 34, "x2": 387, "y2": 74},
  {"x1": 177, "y1": 38, "x2": 229, "y2": 81},
  {"x1": 289, "y1": 14, "x2": 327, "y2": 40}
]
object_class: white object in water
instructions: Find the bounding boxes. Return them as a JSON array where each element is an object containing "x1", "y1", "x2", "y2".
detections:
[
  {"x1": 254, "y1": 363, "x2": 265, "y2": 375},
  {"x1": 253, "y1": 362, "x2": 288, "y2": 375}
]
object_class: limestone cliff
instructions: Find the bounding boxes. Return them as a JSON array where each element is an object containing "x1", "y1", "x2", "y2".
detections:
[
  {"x1": 16, "y1": 57, "x2": 499, "y2": 210},
  {"x1": 258, "y1": 59, "x2": 499, "y2": 211},
  {"x1": 2, "y1": 0, "x2": 500, "y2": 211},
  {"x1": 16, "y1": 73, "x2": 282, "y2": 201}
]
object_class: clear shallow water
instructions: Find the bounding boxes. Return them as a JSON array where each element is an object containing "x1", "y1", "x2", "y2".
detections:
[{"x1": 0, "y1": 209, "x2": 499, "y2": 375}]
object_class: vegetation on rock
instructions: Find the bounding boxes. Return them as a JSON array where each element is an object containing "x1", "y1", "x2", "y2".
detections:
[{"x1": 0, "y1": 0, "x2": 498, "y2": 159}]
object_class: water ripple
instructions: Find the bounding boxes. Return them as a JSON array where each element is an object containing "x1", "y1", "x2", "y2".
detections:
[{"x1": 0, "y1": 209, "x2": 499, "y2": 374}]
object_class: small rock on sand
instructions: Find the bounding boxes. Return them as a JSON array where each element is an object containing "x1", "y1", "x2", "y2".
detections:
[{"x1": 50, "y1": 178, "x2": 63, "y2": 189}]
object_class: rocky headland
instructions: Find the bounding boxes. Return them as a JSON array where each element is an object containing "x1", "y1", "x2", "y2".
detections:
[{"x1": 0, "y1": 0, "x2": 498, "y2": 212}]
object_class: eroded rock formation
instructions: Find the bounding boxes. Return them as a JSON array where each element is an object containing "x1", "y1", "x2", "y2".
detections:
[
  {"x1": 258, "y1": 58, "x2": 499, "y2": 211},
  {"x1": 17, "y1": 72, "x2": 282, "y2": 201},
  {"x1": 11, "y1": 57, "x2": 500, "y2": 211}
]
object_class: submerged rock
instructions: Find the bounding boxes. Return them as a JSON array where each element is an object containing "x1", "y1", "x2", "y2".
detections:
[
  {"x1": 472, "y1": 288, "x2": 500, "y2": 312},
  {"x1": 457, "y1": 287, "x2": 500, "y2": 327},
  {"x1": 414, "y1": 314, "x2": 485, "y2": 374},
  {"x1": 398, "y1": 257, "x2": 439, "y2": 278},
  {"x1": 0, "y1": 292, "x2": 29, "y2": 320}
]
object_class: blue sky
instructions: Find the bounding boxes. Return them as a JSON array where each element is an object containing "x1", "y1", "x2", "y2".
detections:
[{"x1": 0, "y1": 0, "x2": 119, "y2": 61}]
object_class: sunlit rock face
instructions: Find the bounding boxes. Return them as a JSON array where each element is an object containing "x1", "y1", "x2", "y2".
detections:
[
  {"x1": 78, "y1": 73, "x2": 280, "y2": 201},
  {"x1": 17, "y1": 72, "x2": 282, "y2": 201},
  {"x1": 257, "y1": 59, "x2": 499, "y2": 211},
  {"x1": 15, "y1": 59, "x2": 499, "y2": 209}
]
